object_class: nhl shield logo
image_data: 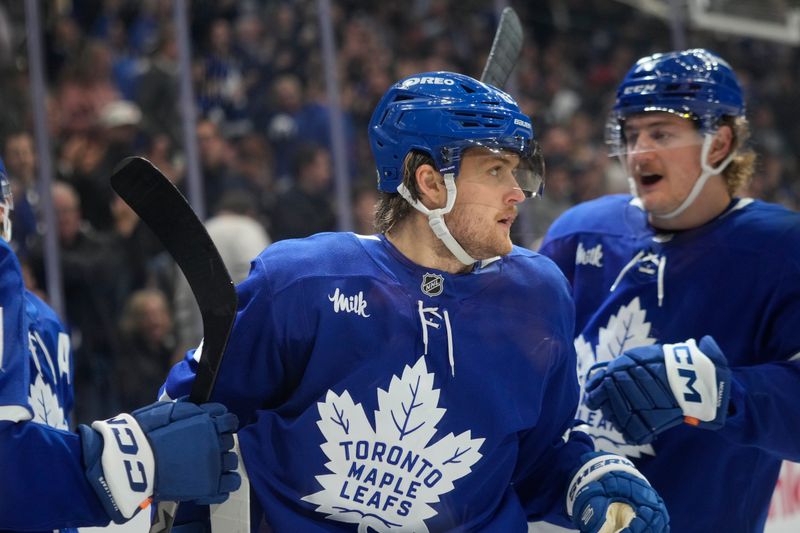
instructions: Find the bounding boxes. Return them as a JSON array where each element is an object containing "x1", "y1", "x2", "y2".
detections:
[{"x1": 421, "y1": 273, "x2": 444, "y2": 296}]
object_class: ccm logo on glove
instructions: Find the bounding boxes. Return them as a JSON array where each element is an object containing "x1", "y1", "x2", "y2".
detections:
[
  {"x1": 91, "y1": 413, "x2": 156, "y2": 515},
  {"x1": 103, "y1": 415, "x2": 150, "y2": 492},
  {"x1": 664, "y1": 339, "x2": 725, "y2": 423}
]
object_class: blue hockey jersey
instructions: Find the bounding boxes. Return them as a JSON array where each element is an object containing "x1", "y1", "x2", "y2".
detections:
[
  {"x1": 164, "y1": 232, "x2": 593, "y2": 531},
  {"x1": 540, "y1": 195, "x2": 800, "y2": 532},
  {"x1": 0, "y1": 239, "x2": 108, "y2": 532}
]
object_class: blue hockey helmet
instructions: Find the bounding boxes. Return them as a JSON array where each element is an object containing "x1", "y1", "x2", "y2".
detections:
[
  {"x1": 368, "y1": 71, "x2": 544, "y2": 198},
  {"x1": 0, "y1": 157, "x2": 12, "y2": 241},
  {"x1": 607, "y1": 49, "x2": 745, "y2": 153}
]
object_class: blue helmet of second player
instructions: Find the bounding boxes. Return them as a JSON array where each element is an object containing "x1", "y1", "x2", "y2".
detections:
[
  {"x1": 607, "y1": 48, "x2": 745, "y2": 153},
  {"x1": 368, "y1": 71, "x2": 544, "y2": 198}
]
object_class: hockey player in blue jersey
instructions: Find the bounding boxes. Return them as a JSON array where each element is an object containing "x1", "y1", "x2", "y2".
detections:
[
  {"x1": 0, "y1": 156, "x2": 240, "y2": 531},
  {"x1": 539, "y1": 49, "x2": 800, "y2": 532},
  {"x1": 161, "y1": 71, "x2": 669, "y2": 532}
]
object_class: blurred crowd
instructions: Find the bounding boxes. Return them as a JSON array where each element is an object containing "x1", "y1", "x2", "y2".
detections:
[{"x1": 0, "y1": 0, "x2": 797, "y2": 424}]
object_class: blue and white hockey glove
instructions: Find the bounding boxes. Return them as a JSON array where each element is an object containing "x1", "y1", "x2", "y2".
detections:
[
  {"x1": 567, "y1": 452, "x2": 669, "y2": 533},
  {"x1": 80, "y1": 401, "x2": 240, "y2": 524},
  {"x1": 584, "y1": 336, "x2": 731, "y2": 444}
]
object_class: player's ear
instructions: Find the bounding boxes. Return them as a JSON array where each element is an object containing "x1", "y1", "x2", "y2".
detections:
[
  {"x1": 415, "y1": 163, "x2": 446, "y2": 209},
  {"x1": 708, "y1": 125, "x2": 734, "y2": 167}
]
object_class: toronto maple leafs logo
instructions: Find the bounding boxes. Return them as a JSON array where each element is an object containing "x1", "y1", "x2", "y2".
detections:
[
  {"x1": 29, "y1": 374, "x2": 68, "y2": 430},
  {"x1": 575, "y1": 297, "x2": 657, "y2": 458},
  {"x1": 302, "y1": 355, "x2": 484, "y2": 532},
  {"x1": 27, "y1": 330, "x2": 69, "y2": 430}
]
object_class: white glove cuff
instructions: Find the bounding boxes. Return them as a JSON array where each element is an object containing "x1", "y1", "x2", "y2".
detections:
[
  {"x1": 663, "y1": 338, "x2": 720, "y2": 421},
  {"x1": 92, "y1": 413, "x2": 155, "y2": 519},
  {"x1": 566, "y1": 454, "x2": 647, "y2": 517}
]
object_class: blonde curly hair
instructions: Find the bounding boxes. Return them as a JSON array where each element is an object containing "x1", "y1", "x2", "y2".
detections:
[{"x1": 720, "y1": 116, "x2": 756, "y2": 196}]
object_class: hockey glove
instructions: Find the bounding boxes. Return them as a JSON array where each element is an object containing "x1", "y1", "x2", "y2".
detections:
[
  {"x1": 584, "y1": 336, "x2": 731, "y2": 444},
  {"x1": 80, "y1": 400, "x2": 240, "y2": 524},
  {"x1": 567, "y1": 452, "x2": 669, "y2": 533}
]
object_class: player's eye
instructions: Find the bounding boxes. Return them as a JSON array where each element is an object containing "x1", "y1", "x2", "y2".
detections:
[
  {"x1": 651, "y1": 129, "x2": 672, "y2": 142},
  {"x1": 624, "y1": 131, "x2": 639, "y2": 148}
]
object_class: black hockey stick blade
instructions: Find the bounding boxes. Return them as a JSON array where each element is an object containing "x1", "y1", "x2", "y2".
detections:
[
  {"x1": 110, "y1": 156, "x2": 238, "y2": 533},
  {"x1": 480, "y1": 6, "x2": 524, "y2": 88}
]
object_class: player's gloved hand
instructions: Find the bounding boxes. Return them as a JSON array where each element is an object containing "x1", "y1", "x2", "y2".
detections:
[
  {"x1": 567, "y1": 452, "x2": 669, "y2": 533},
  {"x1": 584, "y1": 336, "x2": 731, "y2": 444},
  {"x1": 80, "y1": 400, "x2": 240, "y2": 523}
]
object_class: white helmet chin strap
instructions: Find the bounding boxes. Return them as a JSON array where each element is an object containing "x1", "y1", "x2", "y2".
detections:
[
  {"x1": 397, "y1": 173, "x2": 477, "y2": 266},
  {"x1": 0, "y1": 200, "x2": 12, "y2": 242},
  {"x1": 654, "y1": 133, "x2": 736, "y2": 220}
]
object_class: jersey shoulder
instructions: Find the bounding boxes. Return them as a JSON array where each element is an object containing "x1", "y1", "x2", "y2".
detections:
[
  {"x1": 24, "y1": 290, "x2": 66, "y2": 335},
  {"x1": 253, "y1": 233, "x2": 375, "y2": 291},
  {"x1": 0, "y1": 238, "x2": 25, "y2": 297},
  {"x1": 724, "y1": 199, "x2": 800, "y2": 263},
  {"x1": 545, "y1": 194, "x2": 642, "y2": 242},
  {"x1": 503, "y1": 246, "x2": 574, "y2": 302},
  {"x1": 733, "y1": 199, "x2": 800, "y2": 237}
]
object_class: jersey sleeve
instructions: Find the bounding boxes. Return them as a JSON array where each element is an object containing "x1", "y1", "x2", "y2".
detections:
[
  {"x1": 511, "y1": 272, "x2": 594, "y2": 526},
  {"x1": 514, "y1": 354, "x2": 595, "y2": 526},
  {"x1": 0, "y1": 245, "x2": 31, "y2": 423},
  {"x1": 0, "y1": 246, "x2": 109, "y2": 529},
  {"x1": 161, "y1": 252, "x2": 312, "y2": 424},
  {"x1": 164, "y1": 248, "x2": 315, "y2": 527},
  {"x1": 539, "y1": 228, "x2": 577, "y2": 286},
  {"x1": 721, "y1": 256, "x2": 800, "y2": 460},
  {"x1": 0, "y1": 420, "x2": 109, "y2": 529}
]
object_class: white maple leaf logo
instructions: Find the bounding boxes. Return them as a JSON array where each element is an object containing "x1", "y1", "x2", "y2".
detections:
[
  {"x1": 302, "y1": 355, "x2": 484, "y2": 532},
  {"x1": 575, "y1": 297, "x2": 657, "y2": 458},
  {"x1": 596, "y1": 297, "x2": 655, "y2": 363},
  {"x1": 28, "y1": 374, "x2": 68, "y2": 430}
]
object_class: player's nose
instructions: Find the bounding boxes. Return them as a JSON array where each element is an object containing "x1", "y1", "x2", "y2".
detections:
[
  {"x1": 628, "y1": 144, "x2": 656, "y2": 169},
  {"x1": 506, "y1": 186, "x2": 525, "y2": 204}
]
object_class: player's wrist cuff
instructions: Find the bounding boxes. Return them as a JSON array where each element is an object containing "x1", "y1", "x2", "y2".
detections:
[
  {"x1": 566, "y1": 452, "x2": 646, "y2": 518},
  {"x1": 80, "y1": 414, "x2": 155, "y2": 523}
]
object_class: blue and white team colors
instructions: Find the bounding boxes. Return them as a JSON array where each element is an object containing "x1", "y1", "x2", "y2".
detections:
[
  {"x1": 24, "y1": 290, "x2": 73, "y2": 431},
  {"x1": 540, "y1": 195, "x2": 800, "y2": 532},
  {"x1": 164, "y1": 232, "x2": 591, "y2": 531},
  {"x1": 0, "y1": 239, "x2": 105, "y2": 532}
]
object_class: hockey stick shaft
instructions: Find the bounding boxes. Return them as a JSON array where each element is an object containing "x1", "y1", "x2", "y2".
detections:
[
  {"x1": 480, "y1": 7, "x2": 524, "y2": 88},
  {"x1": 110, "y1": 157, "x2": 238, "y2": 533}
]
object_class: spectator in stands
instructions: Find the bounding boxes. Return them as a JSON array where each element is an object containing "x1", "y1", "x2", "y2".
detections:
[
  {"x1": 115, "y1": 288, "x2": 177, "y2": 412},
  {"x1": 59, "y1": 99, "x2": 143, "y2": 232},
  {"x1": 29, "y1": 181, "x2": 126, "y2": 423},
  {"x1": 196, "y1": 118, "x2": 244, "y2": 216},
  {"x1": 270, "y1": 142, "x2": 336, "y2": 241},
  {"x1": 137, "y1": 28, "x2": 182, "y2": 145},
  {"x1": 3, "y1": 131, "x2": 40, "y2": 256}
]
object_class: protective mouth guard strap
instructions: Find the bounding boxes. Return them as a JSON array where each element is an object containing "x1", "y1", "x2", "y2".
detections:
[
  {"x1": 397, "y1": 175, "x2": 477, "y2": 265},
  {"x1": 657, "y1": 133, "x2": 736, "y2": 220}
]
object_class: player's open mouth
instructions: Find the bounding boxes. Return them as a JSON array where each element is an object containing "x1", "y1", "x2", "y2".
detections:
[
  {"x1": 498, "y1": 215, "x2": 516, "y2": 228},
  {"x1": 639, "y1": 173, "x2": 663, "y2": 186}
]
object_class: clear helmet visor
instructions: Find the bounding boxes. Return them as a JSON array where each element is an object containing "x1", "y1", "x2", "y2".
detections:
[
  {"x1": 604, "y1": 108, "x2": 737, "y2": 220},
  {"x1": 442, "y1": 137, "x2": 545, "y2": 199},
  {"x1": 605, "y1": 108, "x2": 709, "y2": 159}
]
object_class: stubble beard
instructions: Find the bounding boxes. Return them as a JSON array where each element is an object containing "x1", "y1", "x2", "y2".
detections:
[{"x1": 444, "y1": 203, "x2": 513, "y2": 260}]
